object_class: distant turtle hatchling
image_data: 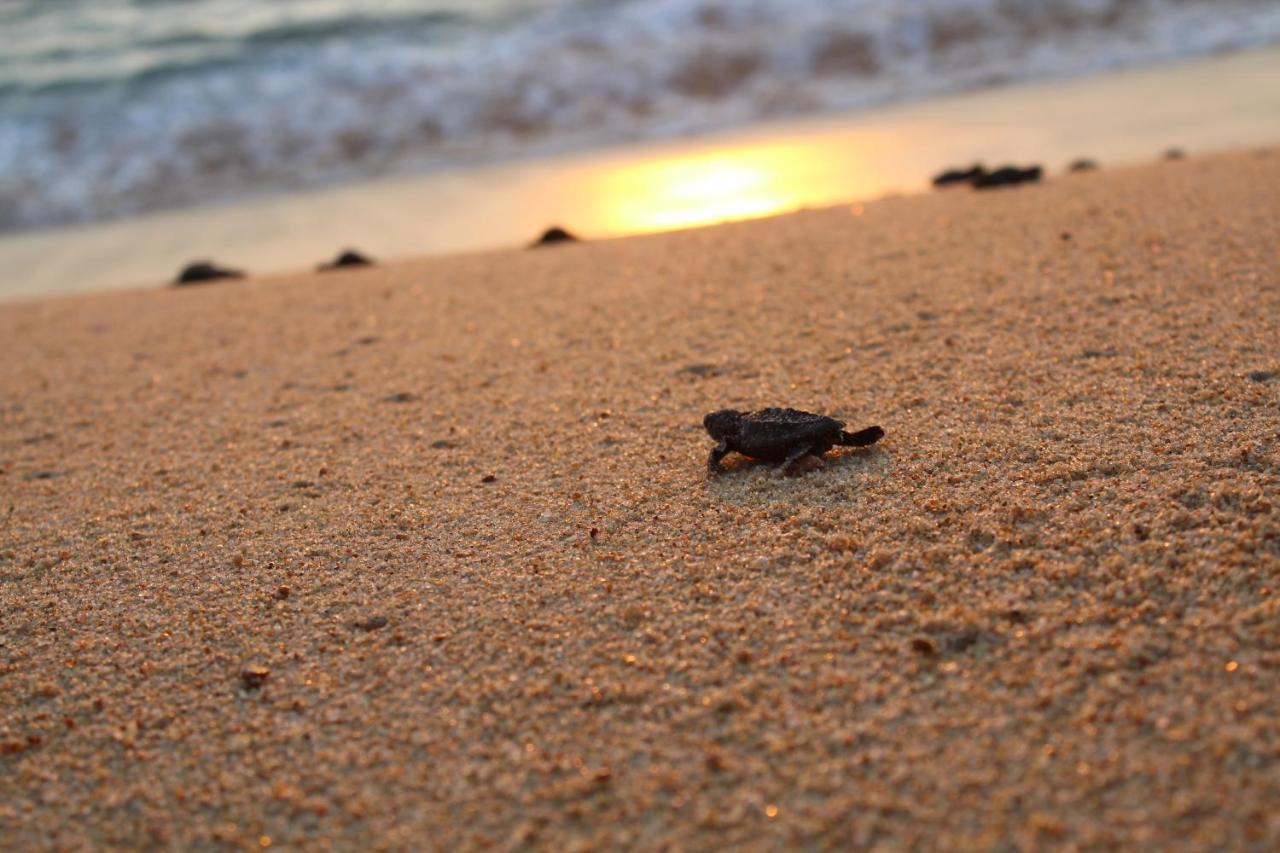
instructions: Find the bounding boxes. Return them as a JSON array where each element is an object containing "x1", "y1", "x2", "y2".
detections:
[{"x1": 703, "y1": 407, "x2": 884, "y2": 476}]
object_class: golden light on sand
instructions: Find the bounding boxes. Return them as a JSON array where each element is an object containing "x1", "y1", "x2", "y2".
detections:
[{"x1": 596, "y1": 141, "x2": 849, "y2": 233}]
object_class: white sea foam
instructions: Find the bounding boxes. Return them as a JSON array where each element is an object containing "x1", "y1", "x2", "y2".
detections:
[{"x1": 1, "y1": 0, "x2": 1278, "y2": 229}]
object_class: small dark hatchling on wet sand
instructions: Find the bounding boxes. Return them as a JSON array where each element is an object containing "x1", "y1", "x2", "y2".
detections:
[{"x1": 703, "y1": 407, "x2": 884, "y2": 476}]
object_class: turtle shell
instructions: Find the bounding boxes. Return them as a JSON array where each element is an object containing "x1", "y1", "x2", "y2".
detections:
[{"x1": 730, "y1": 408, "x2": 845, "y2": 461}]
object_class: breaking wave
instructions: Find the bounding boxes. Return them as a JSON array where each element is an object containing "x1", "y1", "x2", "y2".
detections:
[{"x1": 2, "y1": 0, "x2": 1279, "y2": 229}]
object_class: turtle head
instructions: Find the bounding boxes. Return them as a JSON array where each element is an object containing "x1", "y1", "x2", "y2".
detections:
[{"x1": 703, "y1": 409, "x2": 743, "y2": 440}]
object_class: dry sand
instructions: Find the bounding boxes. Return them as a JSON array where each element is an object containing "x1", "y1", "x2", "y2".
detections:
[{"x1": 2, "y1": 149, "x2": 1278, "y2": 849}]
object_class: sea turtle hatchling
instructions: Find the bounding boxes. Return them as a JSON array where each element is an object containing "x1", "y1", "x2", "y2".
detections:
[{"x1": 703, "y1": 407, "x2": 884, "y2": 475}]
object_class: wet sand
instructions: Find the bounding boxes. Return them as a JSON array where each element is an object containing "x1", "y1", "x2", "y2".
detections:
[{"x1": 2, "y1": 148, "x2": 1279, "y2": 848}]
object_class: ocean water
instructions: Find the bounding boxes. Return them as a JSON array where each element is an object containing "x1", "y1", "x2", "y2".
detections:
[{"x1": 2, "y1": 0, "x2": 1279, "y2": 231}]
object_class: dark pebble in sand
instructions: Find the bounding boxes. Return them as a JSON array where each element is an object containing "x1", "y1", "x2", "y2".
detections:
[
  {"x1": 1068, "y1": 159, "x2": 1098, "y2": 173},
  {"x1": 530, "y1": 226, "x2": 579, "y2": 248},
  {"x1": 1164, "y1": 147, "x2": 1186, "y2": 161},
  {"x1": 24, "y1": 470, "x2": 59, "y2": 481},
  {"x1": 318, "y1": 249, "x2": 375, "y2": 272},
  {"x1": 973, "y1": 165, "x2": 1043, "y2": 190},
  {"x1": 910, "y1": 637, "x2": 939, "y2": 656},
  {"x1": 173, "y1": 261, "x2": 245, "y2": 286},
  {"x1": 355, "y1": 335, "x2": 380, "y2": 346},
  {"x1": 1247, "y1": 370, "x2": 1277, "y2": 382},
  {"x1": 932, "y1": 164, "x2": 986, "y2": 187},
  {"x1": 384, "y1": 392, "x2": 417, "y2": 404},
  {"x1": 430, "y1": 439, "x2": 455, "y2": 449},
  {"x1": 677, "y1": 363, "x2": 721, "y2": 378},
  {"x1": 354, "y1": 615, "x2": 389, "y2": 632},
  {"x1": 481, "y1": 474, "x2": 497, "y2": 483},
  {"x1": 240, "y1": 665, "x2": 270, "y2": 690}
]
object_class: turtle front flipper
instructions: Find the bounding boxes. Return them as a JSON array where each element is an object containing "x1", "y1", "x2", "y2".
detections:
[{"x1": 707, "y1": 440, "x2": 730, "y2": 475}]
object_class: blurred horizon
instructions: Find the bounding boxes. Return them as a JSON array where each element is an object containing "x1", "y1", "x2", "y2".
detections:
[
  {"x1": 3, "y1": 0, "x2": 1280, "y2": 232},
  {"x1": 3, "y1": 42, "x2": 1278, "y2": 302}
]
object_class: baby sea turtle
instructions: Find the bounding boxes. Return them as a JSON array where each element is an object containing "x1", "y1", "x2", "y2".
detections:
[
  {"x1": 703, "y1": 407, "x2": 884, "y2": 475},
  {"x1": 529, "y1": 225, "x2": 579, "y2": 248},
  {"x1": 173, "y1": 260, "x2": 244, "y2": 286},
  {"x1": 932, "y1": 163, "x2": 986, "y2": 188},
  {"x1": 318, "y1": 249, "x2": 374, "y2": 272},
  {"x1": 973, "y1": 164, "x2": 1042, "y2": 189}
]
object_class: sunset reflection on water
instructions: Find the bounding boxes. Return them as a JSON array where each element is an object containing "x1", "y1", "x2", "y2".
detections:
[{"x1": 588, "y1": 134, "x2": 896, "y2": 235}]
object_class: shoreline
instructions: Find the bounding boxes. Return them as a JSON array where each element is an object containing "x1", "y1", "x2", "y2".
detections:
[
  {"x1": 3, "y1": 45, "x2": 1280, "y2": 302},
  {"x1": 2, "y1": 146, "x2": 1278, "y2": 847}
]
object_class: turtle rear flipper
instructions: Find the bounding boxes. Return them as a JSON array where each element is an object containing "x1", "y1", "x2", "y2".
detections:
[{"x1": 838, "y1": 426, "x2": 884, "y2": 447}]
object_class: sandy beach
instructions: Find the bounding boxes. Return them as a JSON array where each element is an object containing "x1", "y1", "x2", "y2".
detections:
[{"x1": 2, "y1": 148, "x2": 1279, "y2": 848}]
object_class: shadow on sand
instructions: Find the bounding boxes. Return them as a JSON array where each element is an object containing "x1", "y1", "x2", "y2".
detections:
[{"x1": 705, "y1": 446, "x2": 890, "y2": 507}]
